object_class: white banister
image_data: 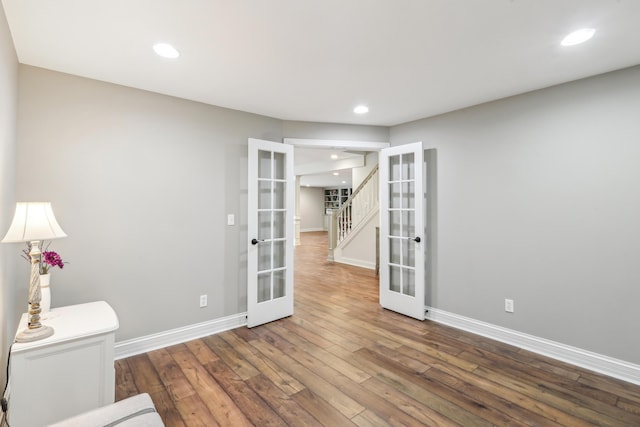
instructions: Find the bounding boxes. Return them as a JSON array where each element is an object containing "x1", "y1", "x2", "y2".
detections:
[{"x1": 331, "y1": 165, "x2": 379, "y2": 250}]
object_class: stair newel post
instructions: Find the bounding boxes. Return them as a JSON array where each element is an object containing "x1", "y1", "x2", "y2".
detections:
[{"x1": 327, "y1": 210, "x2": 337, "y2": 262}]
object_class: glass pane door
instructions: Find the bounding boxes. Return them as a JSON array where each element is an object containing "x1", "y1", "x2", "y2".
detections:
[
  {"x1": 248, "y1": 139, "x2": 294, "y2": 327},
  {"x1": 379, "y1": 142, "x2": 426, "y2": 320}
]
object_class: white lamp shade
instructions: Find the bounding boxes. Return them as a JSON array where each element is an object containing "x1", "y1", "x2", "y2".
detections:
[{"x1": 2, "y1": 202, "x2": 67, "y2": 243}]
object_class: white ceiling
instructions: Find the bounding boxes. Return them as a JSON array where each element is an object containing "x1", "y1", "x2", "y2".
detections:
[
  {"x1": 294, "y1": 148, "x2": 363, "y2": 188},
  {"x1": 3, "y1": 1, "x2": 640, "y2": 127}
]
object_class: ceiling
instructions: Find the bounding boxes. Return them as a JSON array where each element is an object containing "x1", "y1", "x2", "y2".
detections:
[
  {"x1": 3, "y1": 1, "x2": 640, "y2": 128},
  {"x1": 294, "y1": 148, "x2": 364, "y2": 188},
  {"x1": 3, "y1": 1, "x2": 640, "y2": 188}
]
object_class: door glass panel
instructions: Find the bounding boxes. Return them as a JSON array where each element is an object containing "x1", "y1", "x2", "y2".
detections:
[
  {"x1": 258, "y1": 243, "x2": 271, "y2": 272},
  {"x1": 257, "y1": 273, "x2": 271, "y2": 303},
  {"x1": 389, "y1": 265, "x2": 401, "y2": 293},
  {"x1": 389, "y1": 155, "x2": 401, "y2": 181},
  {"x1": 402, "y1": 182, "x2": 415, "y2": 209},
  {"x1": 390, "y1": 183, "x2": 401, "y2": 209},
  {"x1": 272, "y1": 211, "x2": 286, "y2": 238},
  {"x1": 258, "y1": 150, "x2": 271, "y2": 179},
  {"x1": 273, "y1": 270, "x2": 286, "y2": 299},
  {"x1": 402, "y1": 210, "x2": 415, "y2": 238},
  {"x1": 389, "y1": 210, "x2": 401, "y2": 237},
  {"x1": 403, "y1": 268, "x2": 415, "y2": 297},
  {"x1": 272, "y1": 240, "x2": 286, "y2": 268},
  {"x1": 389, "y1": 238, "x2": 401, "y2": 265},
  {"x1": 274, "y1": 152, "x2": 285, "y2": 180},
  {"x1": 258, "y1": 211, "x2": 271, "y2": 240},
  {"x1": 274, "y1": 182, "x2": 286, "y2": 209},
  {"x1": 258, "y1": 181, "x2": 271, "y2": 209},
  {"x1": 402, "y1": 153, "x2": 415, "y2": 180},
  {"x1": 403, "y1": 239, "x2": 415, "y2": 267}
]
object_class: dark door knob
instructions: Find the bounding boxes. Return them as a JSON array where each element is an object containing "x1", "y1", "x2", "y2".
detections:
[
  {"x1": 412, "y1": 236, "x2": 421, "y2": 243},
  {"x1": 251, "y1": 238, "x2": 264, "y2": 245}
]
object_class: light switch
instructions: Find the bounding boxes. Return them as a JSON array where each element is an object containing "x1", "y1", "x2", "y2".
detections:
[{"x1": 227, "y1": 214, "x2": 235, "y2": 226}]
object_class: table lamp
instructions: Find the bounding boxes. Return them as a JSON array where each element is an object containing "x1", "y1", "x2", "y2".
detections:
[{"x1": 2, "y1": 202, "x2": 67, "y2": 342}]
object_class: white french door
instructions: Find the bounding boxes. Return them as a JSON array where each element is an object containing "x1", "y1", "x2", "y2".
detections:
[
  {"x1": 379, "y1": 142, "x2": 426, "y2": 320},
  {"x1": 247, "y1": 138, "x2": 295, "y2": 327}
]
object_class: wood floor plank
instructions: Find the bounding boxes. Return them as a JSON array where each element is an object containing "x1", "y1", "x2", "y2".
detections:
[
  {"x1": 114, "y1": 359, "x2": 139, "y2": 401},
  {"x1": 169, "y1": 344, "x2": 253, "y2": 427},
  {"x1": 352, "y1": 346, "x2": 494, "y2": 427},
  {"x1": 578, "y1": 370, "x2": 640, "y2": 403},
  {"x1": 246, "y1": 373, "x2": 322, "y2": 427},
  {"x1": 472, "y1": 365, "x2": 620, "y2": 427},
  {"x1": 220, "y1": 328, "x2": 306, "y2": 396},
  {"x1": 362, "y1": 376, "x2": 461, "y2": 426},
  {"x1": 294, "y1": 300, "x2": 403, "y2": 350},
  {"x1": 125, "y1": 354, "x2": 186, "y2": 426},
  {"x1": 405, "y1": 348, "x2": 565, "y2": 427},
  {"x1": 461, "y1": 345, "x2": 623, "y2": 407},
  {"x1": 291, "y1": 388, "x2": 358, "y2": 426},
  {"x1": 461, "y1": 349, "x2": 640, "y2": 426},
  {"x1": 350, "y1": 315, "x2": 479, "y2": 371},
  {"x1": 263, "y1": 324, "x2": 432, "y2": 426},
  {"x1": 250, "y1": 328, "x2": 366, "y2": 419},
  {"x1": 116, "y1": 231, "x2": 640, "y2": 426},
  {"x1": 202, "y1": 358, "x2": 288, "y2": 426},
  {"x1": 268, "y1": 322, "x2": 371, "y2": 383},
  {"x1": 280, "y1": 314, "x2": 363, "y2": 352},
  {"x1": 181, "y1": 337, "x2": 220, "y2": 365},
  {"x1": 203, "y1": 334, "x2": 260, "y2": 381},
  {"x1": 147, "y1": 347, "x2": 220, "y2": 426},
  {"x1": 423, "y1": 366, "x2": 564, "y2": 427}
]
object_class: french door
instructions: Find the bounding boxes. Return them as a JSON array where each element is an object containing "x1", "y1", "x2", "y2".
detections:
[
  {"x1": 379, "y1": 142, "x2": 426, "y2": 320},
  {"x1": 247, "y1": 138, "x2": 295, "y2": 327}
]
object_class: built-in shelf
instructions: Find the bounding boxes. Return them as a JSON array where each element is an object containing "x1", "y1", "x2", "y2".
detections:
[{"x1": 324, "y1": 187, "x2": 352, "y2": 213}]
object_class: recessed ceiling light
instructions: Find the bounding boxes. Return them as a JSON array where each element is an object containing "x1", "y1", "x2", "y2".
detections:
[
  {"x1": 331, "y1": 154, "x2": 338, "y2": 159},
  {"x1": 561, "y1": 28, "x2": 596, "y2": 46},
  {"x1": 153, "y1": 43, "x2": 180, "y2": 59},
  {"x1": 333, "y1": 172, "x2": 339, "y2": 176},
  {"x1": 341, "y1": 181, "x2": 347, "y2": 184},
  {"x1": 354, "y1": 105, "x2": 369, "y2": 114}
]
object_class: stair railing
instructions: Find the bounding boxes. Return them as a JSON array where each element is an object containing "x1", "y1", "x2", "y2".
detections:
[{"x1": 327, "y1": 165, "x2": 379, "y2": 261}]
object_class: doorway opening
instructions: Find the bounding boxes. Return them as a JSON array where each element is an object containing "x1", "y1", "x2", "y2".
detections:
[{"x1": 284, "y1": 138, "x2": 389, "y2": 294}]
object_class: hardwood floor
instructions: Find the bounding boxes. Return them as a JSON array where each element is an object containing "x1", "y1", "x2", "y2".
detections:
[{"x1": 116, "y1": 231, "x2": 640, "y2": 426}]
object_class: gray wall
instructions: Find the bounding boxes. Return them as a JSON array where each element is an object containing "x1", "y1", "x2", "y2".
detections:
[
  {"x1": 283, "y1": 120, "x2": 389, "y2": 142},
  {"x1": 0, "y1": 5, "x2": 17, "y2": 387},
  {"x1": 13, "y1": 67, "x2": 388, "y2": 343},
  {"x1": 299, "y1": 187, "x2": 324, "y2": 231},
  {"x1": 8, "y1": 48, "x2": 640, "y2": 367},
  {"x1": 16, "y1": 66, "x2": 283, "y2": 341},
  {"x1": 391, "y1": 65, "x2": 640, "y2": 364}
]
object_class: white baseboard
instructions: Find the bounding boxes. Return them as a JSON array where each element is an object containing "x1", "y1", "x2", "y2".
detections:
[
  {"x1": 300, "y1": 228, "x2": 325, "y2": 232},
  {"x1": 426, "y1": 307, "x2": 640, "y2": 386},
  {"x1": 334, "y1": 257, "x2": 376, "y2": 270},
  {"x1": 115, "y1": 312, "x2": 247, "y2": 360}
]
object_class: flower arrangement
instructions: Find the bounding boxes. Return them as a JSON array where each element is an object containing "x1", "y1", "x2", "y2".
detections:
[
  {"x1": 22, "y1": 242, "x2": 67, "y2": 274},
  {"x1": 41, "y1": 251, "x2": 65, "y2": 274}
]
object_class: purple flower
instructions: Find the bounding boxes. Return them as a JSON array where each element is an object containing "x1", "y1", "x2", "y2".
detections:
[{"x1": 42, "y1": 250, "x2": 65, "y2": 273}]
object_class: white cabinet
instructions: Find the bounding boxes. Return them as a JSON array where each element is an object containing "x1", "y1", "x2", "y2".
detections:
[{"x1": 9, "y1": 301, "x2": 119, "y2": 427}]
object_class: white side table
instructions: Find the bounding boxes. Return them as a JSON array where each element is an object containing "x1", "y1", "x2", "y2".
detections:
[{"x1": 9, "y1": 301, "x2": 119, "y2": 427}]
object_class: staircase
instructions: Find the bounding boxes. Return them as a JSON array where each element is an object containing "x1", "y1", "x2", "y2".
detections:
[{"x1": 328, "y1": 165, "x2": 379, "y2": 268}]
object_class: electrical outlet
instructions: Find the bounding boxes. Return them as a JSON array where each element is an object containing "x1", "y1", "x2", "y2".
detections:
[
  {"x1": 505, "y1": 298, "x2": 514, "y2": 313},
  {"x1": 227, "y1": 214, "x2": 235, "y2": 226},
  {"x1": 199, "y1": 294, "x2": 208, "y2": 308}
]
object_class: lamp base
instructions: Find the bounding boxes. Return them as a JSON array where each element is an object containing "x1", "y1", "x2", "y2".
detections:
[{"x1": 15, "y1": 325, "x2": 54, "y2": 343}]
